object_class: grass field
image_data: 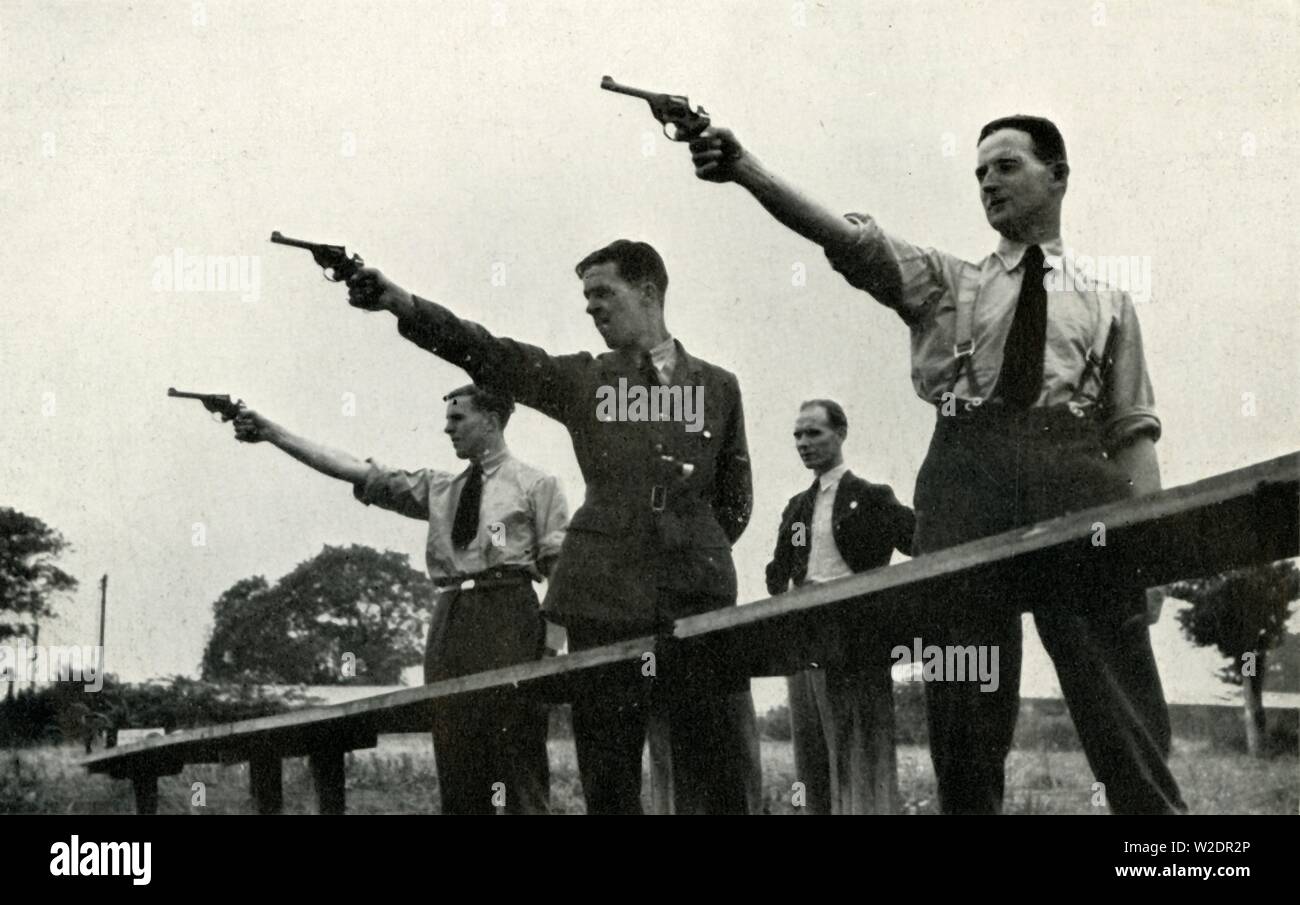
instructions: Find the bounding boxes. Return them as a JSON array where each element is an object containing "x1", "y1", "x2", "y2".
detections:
[{"x1": 3, "y1": 735, "x2": 1296, "y2": 814}]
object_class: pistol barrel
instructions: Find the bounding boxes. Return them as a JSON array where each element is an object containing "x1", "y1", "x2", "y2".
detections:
[
  {"x1": 269, "y1": 231, "x2": 315, "y2": 250},
  {"x1": 600, "y1": 76, "x2": 657, "y2": 102}
]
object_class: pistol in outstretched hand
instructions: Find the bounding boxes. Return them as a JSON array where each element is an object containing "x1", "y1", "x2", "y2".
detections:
[
  {"x1": 270, "y1": 231, "x2": 365, "y2": 283},
  {"x1": 601, "y1": 75, "x2": 711, "y2": 141},
  {"x1": 168, "y1": 387, "x2": 244, "y2": 422}
]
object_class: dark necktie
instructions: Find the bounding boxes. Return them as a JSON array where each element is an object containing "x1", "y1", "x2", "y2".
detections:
[
  {"x1": 450, "y1": 462, "x2": 483, "y2": 550},
  {"x1": 994, "y1": 244, "x2": 1048, "y2": 408},
  {"x1": 642, "y1": 350, "x2": 665, "y2": 386}
]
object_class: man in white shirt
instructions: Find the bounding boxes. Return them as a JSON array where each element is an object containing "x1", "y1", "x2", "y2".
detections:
[
  {"x1": 766, "y1": 399, "x2": 915, "y2": 814},
  {"x1": 231, "y1": 383, "x2": 568, "y2": 814},
  {"x1": 688, "y1": 114, "x2": 1186, "y2": 814}
]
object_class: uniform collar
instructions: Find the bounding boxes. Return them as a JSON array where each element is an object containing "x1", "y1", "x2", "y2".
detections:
[
  {"x1": 648, "y1": 334, "x2": 676, "y2": 362},
  {"x1": 606, "y1": 337, "x2": 699, "y2": 385},
  {"x1": 474, "y1": 445, "x2": 511, "y2": 477},
  {"x1": 994, "y1": 235, "x2": 1065, "y2": 272},
  {"x1": 817, "y1": 462, "x2": 849, "y2": 492}
]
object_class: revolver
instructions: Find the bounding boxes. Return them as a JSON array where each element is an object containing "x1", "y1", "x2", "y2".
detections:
[
  {"x1": 270, "y1": 231, "x2": 365, "y2": 282},
  {"x1": 601, "y1": 76, "x2": 711, "y2": 141},
  {"x1": 168, "y1": 388, "x2": 244, "y2": 422}
]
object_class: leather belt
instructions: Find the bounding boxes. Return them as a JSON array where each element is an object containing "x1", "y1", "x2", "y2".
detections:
[{"x1": 433, "y1": 566, "x2": 534, "y2": 592}]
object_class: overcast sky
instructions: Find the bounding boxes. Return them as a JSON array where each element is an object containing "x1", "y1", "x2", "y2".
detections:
[{"x1": 3, "y1": 0, "x2": 1297, "y2": 707}]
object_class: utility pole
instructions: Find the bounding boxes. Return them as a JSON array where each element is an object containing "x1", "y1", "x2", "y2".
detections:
[{"x1": 98, "y1": 574, "x2": 107, "y2": 674}]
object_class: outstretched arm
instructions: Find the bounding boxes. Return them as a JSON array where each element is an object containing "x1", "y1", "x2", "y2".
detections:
[
  {"x1": 233, "y1": 409, "x2": 370, "y2": 485},
  {"x1": 344, "y1": 268, "x2": 581, "y2": 423},
  {"x1": 689, "y1": 127, "x2": 860, "y2": 251},
  {"x1": 688, "y1": 126, "x2": 935, "y2": 319}
]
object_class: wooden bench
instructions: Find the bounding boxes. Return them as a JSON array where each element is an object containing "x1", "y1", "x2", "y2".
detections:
[{"x1": 82, "y1": 452, "x2": 1298, "y2": 813}]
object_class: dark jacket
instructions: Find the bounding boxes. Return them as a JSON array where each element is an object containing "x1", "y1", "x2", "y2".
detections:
[
  {"x1": 396, "y1": 295, "x2": 752, "y2": 627},
  {"x1": 765, "y1": 470, "x2": 914, "y2": 596}
]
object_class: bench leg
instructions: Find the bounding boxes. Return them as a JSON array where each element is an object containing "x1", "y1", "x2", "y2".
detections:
[
  {"x1": 646, "y1": 699, "x2": 675, "y2": 815},
  {"x1": 249, "y1": 753, "x2": 284, "y2": 815},
  {"x1": 132, "y1": 775, "x2": 159, "y2": 815},
  {"x1": 309, "y1": 750, "x2": 346, "y2": 815}
]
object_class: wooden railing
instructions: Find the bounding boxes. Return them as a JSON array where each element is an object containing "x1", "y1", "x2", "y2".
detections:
[{"x1": 81, "y1": 452, "x2": 1299, "y2": 814}]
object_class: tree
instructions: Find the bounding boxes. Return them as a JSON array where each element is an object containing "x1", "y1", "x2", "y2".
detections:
[
  {"x1": 0, "y1": 508, "x2": 78, "y2": 642},
  {"x1": 1161, "y1": 559, "x2": 1299, "y2": 756},
  {"x1": 201, "y1": 545, "x2": 433, "y2": 685}
]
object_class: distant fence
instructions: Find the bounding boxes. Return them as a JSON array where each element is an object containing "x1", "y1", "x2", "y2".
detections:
[{"x1": 81, "y1": 452, "x2": 1299, "y2": 814}]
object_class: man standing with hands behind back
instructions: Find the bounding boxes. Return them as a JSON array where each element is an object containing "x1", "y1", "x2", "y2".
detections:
[
  {"x1": 766, "y1": 398, "x2": 914, "y2": 815},
  {"x1": 685, "y1": 114, "x2": 1185, "y2": 814}
]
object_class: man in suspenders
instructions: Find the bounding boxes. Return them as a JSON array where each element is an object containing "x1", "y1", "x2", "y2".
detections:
[{"x1": 683, "y1": 115, "x2": 1186, "y2": 814}]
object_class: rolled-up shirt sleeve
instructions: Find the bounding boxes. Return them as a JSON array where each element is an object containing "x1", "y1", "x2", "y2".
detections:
[
  {"x1": 352, "y1": 459, "x2": 434, "y2": 522},
  {"x1": 530, "y1": 474, "x2": 569, "y2": 562},
  {"x1": 1103, "y1": 294, "x2": 1162, "y2": 451},
  {"x1": 823, "y1": 213, "x2": 949, "y2": 326}
]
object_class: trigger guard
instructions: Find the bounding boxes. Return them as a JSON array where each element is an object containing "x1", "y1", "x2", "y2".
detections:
[{"x1": 662, "y1": 123, "x2": 679, "y2": 142}]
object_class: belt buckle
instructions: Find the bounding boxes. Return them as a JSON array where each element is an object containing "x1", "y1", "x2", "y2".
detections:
[
  {"x1": 650, "y1": 485, "x2": 666, "y2": 512},
  {"x1": 459, "y1": 578, "x2": 477, "y2": 591}
]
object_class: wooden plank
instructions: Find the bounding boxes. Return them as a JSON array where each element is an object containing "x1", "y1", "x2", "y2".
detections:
[
  {"x1": 671, "y1": 452, "x2": 1299, "y2": 676},
  {"x1": 309, "y1": 750, "x2": 347, "y2": 815},
  {"x1": 79, "y1": 453, "x2": 1296, "y2": 789},
  {"x1": 249, "y1": 752, "x2": 283, "y2": 815},
  {"x1": 646, "y1": 699, "x2": 675, "y2": 815},
  {"x1": 81, "y1": 636, "x2": 654, "y2": 774}
]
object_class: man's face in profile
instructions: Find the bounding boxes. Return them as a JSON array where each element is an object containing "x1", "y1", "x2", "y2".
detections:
[
  {"x1": 443, "y1": 396, "x2": 496, "y2": 460},
  {"x1": 581, "y1": 261, "x2": 656, "y2": 351},
  {"x1": 976, "y1": 128, "x2": 1065, "y2": 240}
]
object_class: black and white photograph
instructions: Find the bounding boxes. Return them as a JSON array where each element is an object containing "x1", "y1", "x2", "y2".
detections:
[{"x1": 2, "y1": 0, "x2": 1297, "y2": 846}]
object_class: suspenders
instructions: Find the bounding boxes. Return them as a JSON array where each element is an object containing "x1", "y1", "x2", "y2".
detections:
[
  {"x1": 943, "y1": 272, "x2": 1120, "y2": 411},
  {"x1": 946, "y1": 272, "x2": 983, "y2": 399},
  {"x1": 1070, "y1": 291, "x2": 1119, "y2": 410}
]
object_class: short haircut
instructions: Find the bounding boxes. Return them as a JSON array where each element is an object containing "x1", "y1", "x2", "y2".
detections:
[
  {"x1": 800, "y1": 398, "x2": 848, "y2": 438},
  {"x1": 443, "y1": 383, "x2": 515, "y2": 429},
  {"x1": 575, "y1": 239, "x2": 669, "y2": 298},
  {"x1": 978, "y1": 115, "x2": 1068, "y2": 167}
]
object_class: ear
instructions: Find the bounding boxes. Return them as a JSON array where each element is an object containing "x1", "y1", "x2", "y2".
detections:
[
  {"x1": 638, "y1": 281, "x2": 659, "y2": 306},
  {"x1": 1050, "y1": 160, "x2": 1070, "y2": 185}
]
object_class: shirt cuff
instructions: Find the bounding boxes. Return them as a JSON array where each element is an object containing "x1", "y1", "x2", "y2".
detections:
[
  {"x1": 351, "y1": 458, "x2": 386, "y2": 505},
  {"x1": 822, "y1": 213, "x2": 878, "y2": 288},
  {"x1": 1104, "y1": 410, "x2": 1161, "y2": 452}
]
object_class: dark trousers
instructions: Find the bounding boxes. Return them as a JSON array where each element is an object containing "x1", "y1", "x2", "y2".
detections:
[
  {"x1": 567, "y1": 598, "x2": 762, "y2": 815},
  {"x1": 788, "y1": 636, "x2": 898, "y2": 815},
  {"x1": 913, "y1": 406, "x2": 1186, "y2": 815},
  {"x1": 424, "y1": 582, "x2": 551, "y2": 815},
  {"x1": 788, "y1": 671, "x2": 832, "y2": 815}
]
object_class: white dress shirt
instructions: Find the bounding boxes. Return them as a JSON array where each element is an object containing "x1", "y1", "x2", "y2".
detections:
[{"x1": 805, "y1": 462, "x2": 853, "y2": 583}]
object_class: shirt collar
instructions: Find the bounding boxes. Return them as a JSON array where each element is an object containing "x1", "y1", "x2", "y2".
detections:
[
  {"x1": 994, "y1": 235, "x2": 1065, "y2": 272},
  {"x1": 649, "y1": 334, "x2": 677, "y2": 370},
  {"x1": 475, "y1": 445, "x2": 511, "y2": 477},
  {"x1": 817, "y1": 462, "x2": 849, "y2": 492}
]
